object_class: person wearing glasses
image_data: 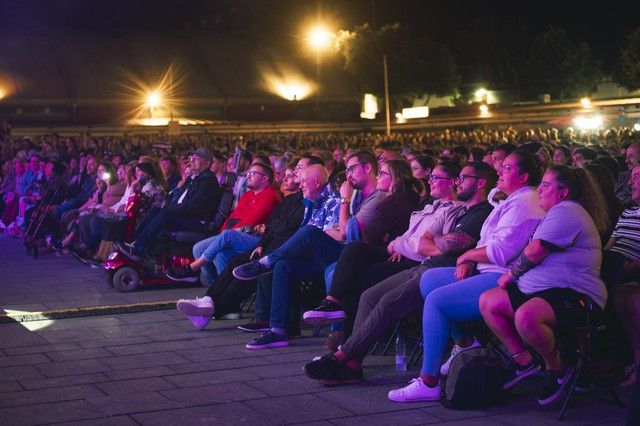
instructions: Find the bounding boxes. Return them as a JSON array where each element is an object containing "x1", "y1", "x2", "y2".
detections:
[
  {"x1": 167, "y1": 162, "x2": 282, "y2": 283},
  {"x1": 302, "y1": 161, "x2": 463, "y2": 348},
  {"x1": 387, "y1": 151, "x2": 545, "y2": 403},
  {"x1": 303, "y1": 161, "x2": 496, "y2": 384},
  {"x1": 232, "y1": 152, "x2": 413, "y2": 349}
]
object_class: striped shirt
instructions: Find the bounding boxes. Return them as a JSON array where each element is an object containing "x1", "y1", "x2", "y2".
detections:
[{"x1": 610, "y1": 205, "x2": 640, "y2": 262}]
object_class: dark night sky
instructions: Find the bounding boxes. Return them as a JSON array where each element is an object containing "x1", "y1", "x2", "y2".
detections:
[{"x1": 2, "y1": 0, "x2": 639, "y2": 79}]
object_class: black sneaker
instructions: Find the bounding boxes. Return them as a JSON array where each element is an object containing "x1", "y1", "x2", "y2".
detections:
[
  {"x1": 503, "y1": 358, "x2": 542, "y2": 390},
  {"x1": 303, "y1": 353, "x2": 363, "y2": 385},
  {"x1": 166, "y1": 265, "x2": 199, "y2": 282},
  {"x1": 237, "y1": 317, "x2": 270, "y2": 333},
  {"x1": 232, "y1": 260, "x2": 272, "y2": 280},
  {"x1": 302, "y1": 299, "x2": 347, "y2": 326},
  {"x1": 246, "y1": 331, "x2": 289, "y2": 350},
  {"x1": 537, "y1": 365, "x2": 575, "y2": 405}
]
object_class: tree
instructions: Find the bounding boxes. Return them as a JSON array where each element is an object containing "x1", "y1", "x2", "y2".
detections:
[
  {"x1": 614, "y1": 27, "x2": 640, "y2": 92},
  {"x1": 522, "y1": 26, "x2": 601, "y2": 99},
  {"x1": 335, "y1": 23, "x2": 459, "y2": 105}
]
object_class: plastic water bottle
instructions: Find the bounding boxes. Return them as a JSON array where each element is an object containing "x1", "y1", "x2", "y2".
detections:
[{"x1": 395, "y1": 336, "x2": 406, "y2": 373}]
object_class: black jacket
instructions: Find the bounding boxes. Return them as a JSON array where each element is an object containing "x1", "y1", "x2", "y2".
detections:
[
  {"x1": 258, "y1": 191, "x2": 305, "y2": 253},
  {"x1": 167, "y1": 170, "x2": 222, "y2": 222}
]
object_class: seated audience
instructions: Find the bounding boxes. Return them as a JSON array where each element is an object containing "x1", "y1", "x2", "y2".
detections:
[{"x1": 480, "y1": 165, "x2": 609, "y2": 405}]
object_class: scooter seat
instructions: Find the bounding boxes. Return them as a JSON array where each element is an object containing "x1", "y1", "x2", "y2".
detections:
[{"x1": 171, "y1": 231, "x2": 209, "y2": 244}]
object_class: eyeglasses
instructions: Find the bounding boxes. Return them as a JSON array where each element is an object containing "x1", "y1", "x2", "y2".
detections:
[
  {"x1": 455, "y1": 174, "x2": 483, "y2": 183},
  {"x1": 247, "y1": 170, "x2": 266, "y2": 177},
  {"x1": 428, "y1": 174, "x2": 453, "y2": 181},
  {"x1": 346, "y1": 162, "x2": 367, "y2": 174},
  {"x1": 377, "y1": 170, "x2": 391, "y2": 177}
]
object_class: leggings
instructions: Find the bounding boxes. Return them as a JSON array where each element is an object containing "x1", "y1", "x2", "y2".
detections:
[{"x1": 419, "y1": 267, "x2": 501, "y2": 376}]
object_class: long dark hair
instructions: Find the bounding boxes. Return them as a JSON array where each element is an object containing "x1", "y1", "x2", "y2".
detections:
[
  {"x1": 548, "y1": 165, "x2": 609, "y2": 238},
  {"x1": 385, "y1": 159, "x2": 423, "y2": 197}
]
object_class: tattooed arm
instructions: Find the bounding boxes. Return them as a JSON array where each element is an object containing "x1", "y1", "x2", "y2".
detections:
[
  {"x1": 498, "y1": 239, "x2": 552, "y2": 288},
  {"x1": 434, "y1": 231, "x2": 477, "y2": 255}
]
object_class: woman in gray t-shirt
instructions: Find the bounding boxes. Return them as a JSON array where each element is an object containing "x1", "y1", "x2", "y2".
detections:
[{"x1": 479, "y1": 165, "x2": 609, "y2": 406}]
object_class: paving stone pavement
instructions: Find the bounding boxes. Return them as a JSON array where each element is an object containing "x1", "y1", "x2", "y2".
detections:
[{"x1": 0, "y1": 234, "x2": 633, "y2": 425}]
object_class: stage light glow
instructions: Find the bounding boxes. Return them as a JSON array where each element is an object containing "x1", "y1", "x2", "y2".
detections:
[{"x1": 573, "y1": 115, "x2": 603, "y2": 130}]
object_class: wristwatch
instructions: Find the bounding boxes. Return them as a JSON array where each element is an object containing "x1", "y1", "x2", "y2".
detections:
[{"x1": 340, "y1": 197, "x2": 351, "y2": 204}]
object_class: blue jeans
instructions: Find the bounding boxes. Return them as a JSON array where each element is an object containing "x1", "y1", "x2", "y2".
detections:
[
  {"x1": 193, "y1": 230, "x2": 259, "y2": 286},
  {"x1": 266, "y1": 225, "x2": 345, "y2": 329},
  {"x1": 324, "y1": 262, "x2": 342, "y2": 332},
  {"x1": 419, "y1": 267, "x2": 501, "y2": 376}
]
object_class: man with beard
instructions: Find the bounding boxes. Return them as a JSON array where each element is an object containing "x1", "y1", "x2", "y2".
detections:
[{"x1": 233, "y1": 151, "x2": 398, "y2": 349}]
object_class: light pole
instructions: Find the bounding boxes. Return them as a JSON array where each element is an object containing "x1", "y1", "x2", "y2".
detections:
[{"x1": 383, "y1": 54, "x2": 391, "y2": 136}]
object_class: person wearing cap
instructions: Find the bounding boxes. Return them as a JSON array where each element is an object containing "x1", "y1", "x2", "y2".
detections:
[{"x1": 118, "y1": 147, "x2": 222, "y2": 259}]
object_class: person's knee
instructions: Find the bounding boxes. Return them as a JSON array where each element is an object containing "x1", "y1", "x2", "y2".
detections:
[
  {"x1": 479, "y1": 290, "x2": 494, "y2": 317},
  {"x1": 514, "y1": 307, "x2": 540, "y2": 338}
]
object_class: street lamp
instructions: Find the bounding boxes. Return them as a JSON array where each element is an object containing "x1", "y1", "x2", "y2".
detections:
[{"x1": 307, "y1": 25, "x2": 333, "y2": 52}]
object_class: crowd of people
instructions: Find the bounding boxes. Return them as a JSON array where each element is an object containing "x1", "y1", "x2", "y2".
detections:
[{"x1": 0, "y1": 125, "x2": 638, "y2": 412}]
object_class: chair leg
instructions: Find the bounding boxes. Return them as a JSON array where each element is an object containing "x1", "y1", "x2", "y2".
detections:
[
  {"x1": 558, "y1": 357, "x2": 586, "y2": 421},
  {"x1": 382, "y1": 322, "x2": 401, "y2": 356},
  {"x1": 370, "y1": 341, "x2": 380, "y2": 355},
  {"x1": 408, "y1": 339, "x2": 423, "y2": 369}
]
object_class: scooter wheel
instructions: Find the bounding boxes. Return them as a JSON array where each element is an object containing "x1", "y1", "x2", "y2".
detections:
[
  {"x1": 112, "y1": 266, "x2": 140, "y2": 293},
  {"x1": 105, "y1": 270, "x2": 115, "y2": 288}
]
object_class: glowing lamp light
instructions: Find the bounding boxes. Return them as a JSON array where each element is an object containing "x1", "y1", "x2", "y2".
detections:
[
  {"x1": 573, "y1": 115, "x2": 603, "y2": 130},
  {"x1": 475, "y1": 88, "x2": 488, "y2": 102},
  {"x1": 360, "y1": 93, "x2": 378, "y2": 119},
  {"x1": 308, "y1": 25, "x2": 333, "y2": 51},
  {"x1": 395, "y1": 112, "x2": 407, "y2": 124},
  {"x1": 633, "y1": 122, "x2": 640, "y2": 132},
  {"x1": 580, "y1": 97, "x2": 592, "y2": 109},
  {"x1": 401, "y1": 106, "x2": 429, "y2": 119},
  {"x1": 145, "y1": 91, "x2": 162, "y2": 108},
  {"x1": 479, "y1": 104, "x2": 490, "y2": 117}
]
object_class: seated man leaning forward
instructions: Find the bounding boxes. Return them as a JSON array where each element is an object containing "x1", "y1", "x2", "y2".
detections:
[
  {"x1": 166, "y1": 162, "x2": 281, "y2": 283},
  {"x1": 173, "y1": 156, "x2": 319, "y2": 330},
  {"x1": 303, "y1": 161, "x2": 497, "y2": 384},
  {"x1": 301, "y1": 160, "x2": 465, "y2": 344},
  {"x1": 232, "y1": 151, "x2": 417, "y2": 349}
]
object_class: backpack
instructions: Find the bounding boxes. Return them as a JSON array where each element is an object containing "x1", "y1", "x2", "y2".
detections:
[{"x1": 441, "y1": 346, "x2": 506, "y2": 409}]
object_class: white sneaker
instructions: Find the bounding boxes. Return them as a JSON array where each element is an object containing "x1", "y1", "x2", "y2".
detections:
[
  {"x1": 187, "y1": 315, "x2": 211, "y2": 331},
  {"x1": 440, "y1": 338, "x2": 481, "y2": 376},
  {"x1": 388, "y1": 378, "x2": 441, "y2": 402},
  {"x1": 176, "y1": 296, "x2": 214, "y2": 317}
]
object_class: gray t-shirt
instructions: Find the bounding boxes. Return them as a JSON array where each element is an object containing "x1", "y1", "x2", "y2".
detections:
[
  {"x1": 354, "y1": 189, "x2": 387, "y2": 227},
  {"x1": 517, "y1": 201, "x2": 607, "y2": 309}
]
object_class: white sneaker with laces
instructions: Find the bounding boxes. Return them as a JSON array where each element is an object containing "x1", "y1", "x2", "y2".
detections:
[
  {"x1": 440, "y1": 338, "x2": 481, "y2": 376},
  {"x1": 176, "y1": 296, "x2": 214, "y2": 317},
  {"x1": 388, "y1": 378, "x2": 441, "y2": 402}
]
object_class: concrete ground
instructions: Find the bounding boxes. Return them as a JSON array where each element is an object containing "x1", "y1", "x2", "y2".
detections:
[{"x1": 0, "y1": 233, "x2": 632, "y2": 425}]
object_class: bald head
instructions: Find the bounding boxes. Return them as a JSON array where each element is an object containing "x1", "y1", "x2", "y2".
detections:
[{"x1": 300, "y1": 165, "x2": 328, "y2": 200}]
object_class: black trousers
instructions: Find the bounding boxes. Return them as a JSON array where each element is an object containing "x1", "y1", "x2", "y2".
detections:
[
  {"x1": 205, "y1": 251, "x2": 257, "y2": 319},
  {"x1": 329, "y1": 241, "x2": 418, "y2": 336}
]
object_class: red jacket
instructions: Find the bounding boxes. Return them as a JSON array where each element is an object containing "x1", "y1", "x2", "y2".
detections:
[{"x1": 222, "y1": 185, "x2": 282, "y2": 230}]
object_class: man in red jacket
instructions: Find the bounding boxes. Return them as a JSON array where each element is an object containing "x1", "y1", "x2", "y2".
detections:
[{"x1": 167, "y1": 162, "x2": 281, "y2": 283}]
